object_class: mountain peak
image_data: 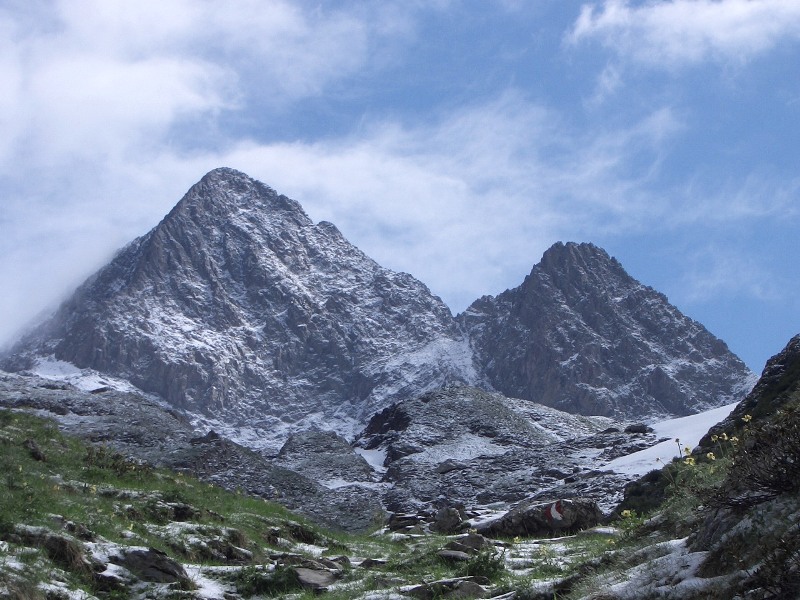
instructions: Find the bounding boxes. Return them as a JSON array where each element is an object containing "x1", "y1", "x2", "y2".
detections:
[
  {"x1": 3, "y1": 170, "x2": 470, "y2": 447},
  {"x1": 2, "y1": 170, "x2": 753, "y2": 447},
  {"x1": 163, "y1": 167, "x2": 311, "y2": 229},
  {"x1": 459, "y1": 241, "x2": 753, "y2": 418},
  {"x1": 537, "y1": 241, "x2": 624, "y2": 277}
]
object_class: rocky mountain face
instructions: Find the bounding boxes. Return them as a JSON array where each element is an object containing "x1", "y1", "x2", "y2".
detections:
[
  {"x1": 354, "y1": 386, "x2": 660, "y2": 515},
  {"x1": 4, "y1": 168, "x2": 478, "y2": 448},
  {"x1": 2, "y1": 169, "x2": 753, "y2": 451},
  {"x1": 593, "y1": 332, "x2": 800, "y2": 600},
  {"x1": 459, "y1": 241, "x2": 753, "y2": 419}
]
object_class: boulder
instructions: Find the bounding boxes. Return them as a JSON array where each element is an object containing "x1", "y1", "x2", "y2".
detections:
[
  {"x1": 459, "y1": 533, "x2": 490, "y2": 552},
  {"x1": 476, "y1": 498, "x2": 603, "y2": 538},
  {"x1": 444, "y1": 533, "x2": 490, "y2": 556},
  {"x1": 111, "y1": 547, "x2": 190, "y2": 585},
  {"x1": 388, "y1": 513, "x2": 423, "y2": 531},
  {"x1": 432, "y1": 507, "x2": 464, "y2": 533},
  {"x1": 438, "y1": 549, "x2": 471, "y2": 562},
  {"x1": 293, "y1": 567, "x2": 338, "y2": 591},
  {"x1": 407, "y1": 577, "x2": 489, "y2": 599},
  {"x1": 359, "y1": 558, "x2": 387, "y2": 569},
  {"x1": 624, "y1": 423, "x2": 653, "y2": 434}
]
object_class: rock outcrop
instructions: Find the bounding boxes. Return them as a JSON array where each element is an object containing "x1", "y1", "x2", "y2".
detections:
[
  {"x1": 0, "y1": 371, "x2": 384, "y2": 532},
  {"x1": 458, "y1": 241, "x2": 754, "y2": 419},
  {"x1": 356, "y1": 386, "x2": 663, "y2": 513}
]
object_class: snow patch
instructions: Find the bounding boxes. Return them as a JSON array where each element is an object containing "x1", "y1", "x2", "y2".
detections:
[
  {"x1": 30, "y1": 356, "x2": 151, "y2": 396},
  {"x1": 185, "y1": 565, "x2": 230, "y2": 599},
  {"x1": 354, "y1": 447, "x2": 388, "y2": 473},
  {"x1": 605, "y1": 402, "x2": 738, "y2": 477},
  {"x1": 411, "y1": 433, "x2": 509, "y2": 465}
]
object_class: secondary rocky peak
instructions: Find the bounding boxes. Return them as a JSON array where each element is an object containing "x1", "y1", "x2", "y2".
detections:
[{"x1": 458, "y1": 242, "x2": 754, "y2": 420}]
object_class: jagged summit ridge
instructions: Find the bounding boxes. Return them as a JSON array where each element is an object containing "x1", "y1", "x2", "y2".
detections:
[
  {"x1": 3, "y1": 169, "x2": 754, "y2": 449},
  {"x1": 459, "y1": 241, "x2": 754, "y2": 418}
]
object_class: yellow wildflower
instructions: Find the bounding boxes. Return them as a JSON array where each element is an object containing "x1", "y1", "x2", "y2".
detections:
[
  {"x1": 683, "y1": 446, "x2": 692, "y2": 456},
  {"x1": 684, "y1": 457, "x2": 696, "y2": 466},
  {"x1": 706, "y1": 452, "x2": 716, "y2": 461},
  {"x1": 721, "y1": 433, "x2": 728, "y2": 441},
  {"x1": 711, "y1": 434, "x2": 719, "y2": 443},
  {"x1": 742, "y1": 414, "x2": 753, "y2": 423}
]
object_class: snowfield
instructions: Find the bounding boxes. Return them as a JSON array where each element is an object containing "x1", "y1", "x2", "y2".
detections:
[{"x1": 605, "y1": 402, "x2": 738, "y2": 477}]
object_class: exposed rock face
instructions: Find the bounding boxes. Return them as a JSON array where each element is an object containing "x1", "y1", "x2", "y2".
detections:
[
  {"x1": 3, "y1": 168, "x2": 477, "y2": 447},
  {"x1": 605, "y1": 334, "x2": 800, "y2": 600},
  {"x1": 698, "y1": 333, "x2": 800, "y2": 448},
  {"x1": 356, "y1": 386, "x2": 662, "y2": 513},
  {"x1": 275, "y1": 430, "x2": 374, "y2": 484},
  {"x1": 458, "y1": 241, "x2": 754, "y2": 419},
  {"x1": 2, "y1": 169, "x2": 753, "y2": 451}
]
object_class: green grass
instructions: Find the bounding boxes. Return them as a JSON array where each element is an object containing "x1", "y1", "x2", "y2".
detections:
[
  {"x1": 0, "y1": 408, "x2": 524, "y2": 598},
  {"x1": 0, "y1": 408, "x2": 350, "y2": 596}
]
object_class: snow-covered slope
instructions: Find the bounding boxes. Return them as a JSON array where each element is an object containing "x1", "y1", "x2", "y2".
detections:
[{"x1": 604, "y1": 402, "x2": 738, "y2": 477}]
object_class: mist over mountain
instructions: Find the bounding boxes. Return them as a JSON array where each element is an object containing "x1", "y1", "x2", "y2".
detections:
[{"x1": 2, "y1": 168, "x2": 754, "y2": 449}]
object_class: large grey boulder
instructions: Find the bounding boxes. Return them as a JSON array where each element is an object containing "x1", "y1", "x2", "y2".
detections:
[
  {"x1": 477, "y1": 498, "x2": 603, "y2": 538},
  {"x1": 110, "y1": 547, "x2": 190, "y2": 585}
]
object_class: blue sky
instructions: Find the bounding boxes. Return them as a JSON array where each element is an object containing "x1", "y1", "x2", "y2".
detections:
[{"x1": 1, "y1": 0, "x2": 798, "y2": 373}]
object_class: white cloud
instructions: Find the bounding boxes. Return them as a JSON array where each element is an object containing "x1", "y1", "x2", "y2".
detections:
[
  {"x1": 0, "y1": 87, "x2": 683, "y2": 345},
  {"x1": 0, "y1": 0, "x2": 414, "y2": 345},
  {"x1": 682, "y1": 247, "x2": 783, "y2": 303},
  {"x1": 568, "y1": 0, "x2": 800, "y2": 68},
  {"x1": 667, "y1": 172, "x2": 800, "y2": 227},
  {"x1": 186, "y1": 95, "x2": 683, "y2": 311},
  {"x1": 0, "y1": 0, "x2": 403, "y2": 177}
]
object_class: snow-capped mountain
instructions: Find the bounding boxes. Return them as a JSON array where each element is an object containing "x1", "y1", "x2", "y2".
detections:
[
  {"x1": 3, "y1": 168, "x2": 754, "y2": 450},
  {"x1": 4, "y1": 168, "x2": 478, "y2": 444},
  {"x1": 459, "y1": 242, "x2": 755, "y2": 418}
]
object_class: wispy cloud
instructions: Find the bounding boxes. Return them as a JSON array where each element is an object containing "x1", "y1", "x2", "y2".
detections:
[
  {"x1": 682, "y1": 247, "x2": 784, "y2": 303},
  {"x1": 195, "y1": 95, "x2": 684, "y2": 309},
  {"x1": 568, "y1": 0, "x2": 800, "y2": 68}
]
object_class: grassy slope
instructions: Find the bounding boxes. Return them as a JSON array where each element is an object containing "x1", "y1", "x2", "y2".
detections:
[{"x1": 0, "y1": 408, "x2": 616, "y2": 600}]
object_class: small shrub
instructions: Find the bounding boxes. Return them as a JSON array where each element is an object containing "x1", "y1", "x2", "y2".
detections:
[
  {"x1": 711, "y1": 406, "x2": 800, "y2": 509},
  {"x1": 616, "y1": 510, "x2": 645, "y2": 540},
  {"x1": 457, "y1": 548, "x2": 506, "y2": 580},
  {"x1": 84, "y1": 445, "x2": 151, "y2": 479},
  {"x1": 232, "y1": 565, "x2": 302, "y2": 596}
]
